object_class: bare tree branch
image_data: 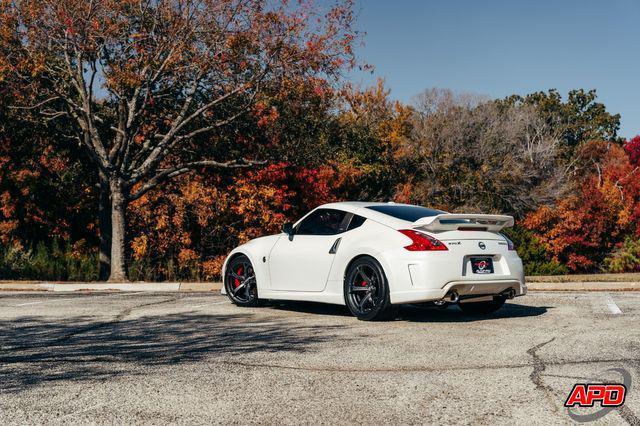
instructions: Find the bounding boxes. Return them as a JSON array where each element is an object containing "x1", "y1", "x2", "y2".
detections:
[
  {"x1": 129, "y1": 158, "x2": 266, "y2": 201},
  {"x1": 8, "y1": 96, "x2": 60, "y2": 110}
]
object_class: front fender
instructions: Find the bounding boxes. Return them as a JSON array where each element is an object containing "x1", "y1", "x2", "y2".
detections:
[{"x1": 221, "y1": 235, "x2": 281, "y2": 295}]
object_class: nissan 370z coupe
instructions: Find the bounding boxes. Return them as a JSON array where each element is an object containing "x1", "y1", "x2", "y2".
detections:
[{"x1": 222, "y1": 202, "x2": 526, "y2": 321}]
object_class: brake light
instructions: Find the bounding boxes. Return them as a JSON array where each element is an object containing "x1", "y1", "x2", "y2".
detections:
[
  {"x1": 501, "y1": 234, "x2": 516, "y2": 250},
  {"x1": 398, "y1": 229, "x2": 448, "y2": 251}
]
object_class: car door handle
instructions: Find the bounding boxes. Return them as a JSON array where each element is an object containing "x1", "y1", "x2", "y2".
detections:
[{"x1": 329, "y1": 237, "x2": 342, "y2": 254}]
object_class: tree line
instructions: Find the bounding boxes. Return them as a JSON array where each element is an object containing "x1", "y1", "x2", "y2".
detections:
[{"x1": 1, "y1": 0, "x2": 638, "y2": 281}]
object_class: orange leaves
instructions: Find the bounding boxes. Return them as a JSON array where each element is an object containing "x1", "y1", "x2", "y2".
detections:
[
  {"x1": 128, "y1": 173, "x2": 230, "y2": 277},
  {"x1": 393, "y1": 182, "x2": 414, "y2": 205},
  {"x1": 230, "y1": 162, "x2": 343, "y2": 239},
  {"x1": 524, "y1": 141, "x2": 640, "y2": 272},
  {"x1": 0, "y1": 191, "x2": 16, "y2": 218},
  {"x1": 231, "y1": 163, "x2": 297, "y2": 241},
  {"x1": 202, "y1": 256, "x2": 225, "y2": 281},
  {"x1": 522, "y1": 205, "x2": 554, "y2": 232},
  {"x1": 178, "y1": 248, "x2": 198, "y2": 263},
  {"x1": 0, "y1": 190, "x2": 18, "y2": 244},
  {"x1": 0, "y1": 219, "x2": 18, "y2": 244},
  {"x1": 254, "y1": 103, "x2": 280, "y2": 128},
  {"x1": 340, "y1": 79, "x2": 412, "y2": 155},
  {"x1": 131, "y1": 235, "x2": 148, "y2": 260},
  {"x1": 125, "y1": 160, "x2": 357, "y2": 280}
]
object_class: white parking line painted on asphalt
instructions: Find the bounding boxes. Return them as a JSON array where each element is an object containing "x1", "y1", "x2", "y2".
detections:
[
  {"x1": 12, "y1": 291, "x2": 144, "y2": 307},
  {"x1": 605, "y1": 294, "x2": 623, "y2": 315},
  {"x1": 243, "y1": 322, "x2": 279, "y2": 327},
  {"x1": 191, "y1": 300, "x2": 229, "y2": 308},
  {"x1": 13, "y1": 297, "x2": 81, "y2": 307},
  {"x1": 103, "y1": 291, "x2": 144, "y2": 297},
  {"x1": 14, "y1": 300, "x2": 46, "y2": 307}
]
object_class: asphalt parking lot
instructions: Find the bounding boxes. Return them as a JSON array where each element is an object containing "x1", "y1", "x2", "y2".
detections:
[{"x1": 0, "y1": 291, "x2": 638, "y2": 425}]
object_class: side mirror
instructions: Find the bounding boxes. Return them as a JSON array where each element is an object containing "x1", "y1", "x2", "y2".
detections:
[{"x1": 282, "y1": 222, "x2": 294, "y2": 235}]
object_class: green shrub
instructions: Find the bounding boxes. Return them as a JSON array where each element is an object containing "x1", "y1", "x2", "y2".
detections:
[
  {"x1": 0, "y1": 243, "x2": 208, "y2": 282},
  {"x1": 128, "y1": 257, "x2": 203, "y2": 282},
  {"x1": 0, "y1": 240, "x2": 98, "y2": 281},
  {"x1": 604, "y1": 238, "x2": 640, "y2": 273}
]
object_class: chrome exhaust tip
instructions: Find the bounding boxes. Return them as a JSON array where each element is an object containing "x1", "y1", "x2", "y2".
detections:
[
  {"x1": 502, "y1": 288, "x2": 516, "y2": 299},
  {"x1": 434, "y1": 290, "x2": 460, "y2": 305}
]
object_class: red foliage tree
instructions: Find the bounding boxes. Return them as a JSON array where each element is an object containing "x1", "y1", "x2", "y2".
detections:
[
  {"x1": 625, "y1": 135, "x2": 640, "y2": 167},
  {"x1": 524, "y1": 141, "x2": 640, "y2": 271},
  {"x1": 128, "y1": 162, "x2": 352, "y2": 279},
  {"x1": 0, "y1": 0, "x2": 359, "y2": 281}
]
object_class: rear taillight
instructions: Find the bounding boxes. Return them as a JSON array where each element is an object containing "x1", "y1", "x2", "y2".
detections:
[
  {"x1": 502, "y1": 234, "x2": 516, "y2": 250},
  {"x1": 398, "y1": 229, "x2": 448, "y2": 251}
]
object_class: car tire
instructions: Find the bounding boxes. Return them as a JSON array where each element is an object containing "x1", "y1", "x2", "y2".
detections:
[
  {"x1": 458, "y1": 296, "x2": 506, "y2": 315},
  {"x1": 224, "y1": 254, "x2": 260, "y2": 307},
  {"x1": 344, "y1": 256, "x2": 396, "y2": 321}
]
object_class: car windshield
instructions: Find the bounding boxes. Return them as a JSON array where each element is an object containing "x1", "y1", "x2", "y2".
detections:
[{"x1": 365, "y1": 205, "x2": 445, "y2": 222}]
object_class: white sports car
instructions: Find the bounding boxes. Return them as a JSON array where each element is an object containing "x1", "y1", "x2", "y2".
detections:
[{"x1": 222, "y1": 202, "x2": 526, "y2": 320}]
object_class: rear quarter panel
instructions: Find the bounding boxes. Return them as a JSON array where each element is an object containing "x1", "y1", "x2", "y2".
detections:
[{"x1": 323, "y1": 219, "x2": 404, "y2": 298}]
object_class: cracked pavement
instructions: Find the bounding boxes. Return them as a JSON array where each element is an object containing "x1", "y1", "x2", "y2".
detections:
[{"x1": 0, "y1": 291, "x2": 639, "y2": 424}]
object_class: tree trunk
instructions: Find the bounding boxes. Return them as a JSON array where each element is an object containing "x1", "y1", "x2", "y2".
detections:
[
  {"x1": 108, "y1": 178, "x2": 129, "y2": 282},
  {"x1": 98, "y1": 171, "x2": 112, "y2": 281}
]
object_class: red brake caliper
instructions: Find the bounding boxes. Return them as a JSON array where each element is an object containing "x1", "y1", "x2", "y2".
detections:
[
  {"x1": 234, "y1": 266, "x2": 243, "y2": 288},
  {"x1": 361, "y1": 280, "x2": 367, "y2": 286}
]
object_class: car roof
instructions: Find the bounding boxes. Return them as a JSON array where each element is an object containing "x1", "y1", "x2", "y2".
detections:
[
  {"x1": 319, "y1": 201, "x2": 396, "y2": 211},
  {"x1": 317, "y1": 201, "x2": 444, "y2": 228}
]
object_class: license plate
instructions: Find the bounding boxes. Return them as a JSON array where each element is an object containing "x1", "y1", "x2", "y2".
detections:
[{"x1": 470, "y1": 257, "x2": 494, "y2": 274}]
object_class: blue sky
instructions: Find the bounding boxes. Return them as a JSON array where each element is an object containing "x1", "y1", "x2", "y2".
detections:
[{"x1": 351, "y1": 0, "x2": 640, "y2": 138}]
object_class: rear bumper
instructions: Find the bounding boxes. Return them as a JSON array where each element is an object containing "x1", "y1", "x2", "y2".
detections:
[
  {"x1": 377, "y1": 246, "x2": 526, "y2": 305},
  {"x1": 390, "y1": 279, "x2": 527, "y2": 304}
]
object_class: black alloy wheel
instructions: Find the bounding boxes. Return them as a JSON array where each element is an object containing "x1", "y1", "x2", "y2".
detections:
[
  {"x1": 344, "y1": 256, "x2": 396, "y2": 321},
  {"x1": 225, "y1": 255, "x2": 260, "y2": 307}
]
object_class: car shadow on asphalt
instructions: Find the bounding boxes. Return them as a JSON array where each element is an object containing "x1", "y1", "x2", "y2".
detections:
[
  {"x1": 0, "y1": 310, "x2": 349, "y2": 394},
  {"x1": 266, "y1": 301, "x2": 549, "y2": 323},
  {"x1": 397, "y1": 302, "x2": 550, "y2": 322},
  {"x1": 265, "y1": 301, "x2": 353, "y2": 317}
]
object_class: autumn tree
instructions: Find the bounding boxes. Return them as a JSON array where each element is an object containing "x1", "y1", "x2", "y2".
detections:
[
  {"x1": 0, "y1": 0, "x2": 358, "y2": 281},
  {"x1": 330, "y1": 80, "x2": 414, "y2": 201},
  {"x1": 406, "y1": 88, "x2": 566, "y2": 216},
  {"x1": 524, "y1": 141, "x2": 640, "y2": 272},
  {"x1": 0, "y1": 85, "x2": 98, "y2": 249},
  {"x1": 625, "y1": 135, "x2": 640, "y2": 167},
  {"x1": 498, "y1": 89, "x2": 621, "y2": 153}
]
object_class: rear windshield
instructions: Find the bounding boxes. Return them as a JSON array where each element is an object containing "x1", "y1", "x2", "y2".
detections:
[{"x1": 365, "y1": 205, "x2": 445, "y2": 222}]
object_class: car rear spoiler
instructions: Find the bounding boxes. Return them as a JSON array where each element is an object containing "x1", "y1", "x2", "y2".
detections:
[{"x1": 412, "y1": 214, "x2": 514, "y2": 232}]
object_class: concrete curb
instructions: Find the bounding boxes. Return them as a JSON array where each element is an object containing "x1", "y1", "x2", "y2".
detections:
[
  {"x1": 526, "y1": 282, "x2": 640, "y2": 292},
  {"x1": 0, "y1": 281, "x2": 222, "y2": 292},
  {"x1": 526, "y1": 272, "x2": 640, "y2": 283}
]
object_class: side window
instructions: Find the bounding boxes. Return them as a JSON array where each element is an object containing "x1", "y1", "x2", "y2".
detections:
[
  {"x1": 347, "y1": 214, "x2": 367, "y2": 231},
  {"x1": 296, "y1": 209, "x2": 348, "y2": 236}
]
